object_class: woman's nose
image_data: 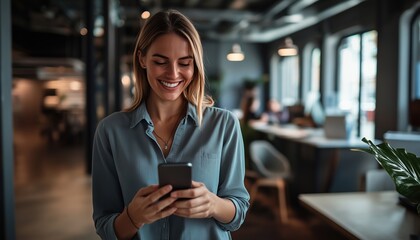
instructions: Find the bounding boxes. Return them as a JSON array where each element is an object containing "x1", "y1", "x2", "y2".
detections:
[{"x1": 166, "y1": 63, "x2": 179, "y2": 79}]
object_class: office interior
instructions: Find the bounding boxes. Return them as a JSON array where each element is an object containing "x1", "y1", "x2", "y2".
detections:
[{"x1": 1, "y1": 0, "x2": 420, "y2": 239}]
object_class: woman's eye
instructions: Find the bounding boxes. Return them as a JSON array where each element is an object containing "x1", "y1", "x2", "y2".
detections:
[
  {"x1": 153, "y1": 61, "x2": 166, "y2": 65},
  {"x1": 179, "y1": 62, "x2": 191, "y2": 67}
]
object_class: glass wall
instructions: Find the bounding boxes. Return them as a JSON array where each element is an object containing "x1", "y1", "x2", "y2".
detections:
[
  {"x1": 310, "y1": 48, "x2": 321, "y2": 94},
  {"x1": 278, "y1": 56, "x2": 300, "y2": 106},
  {"x1": 337, "y1": 30, "x2": 377, "y2": 139}
]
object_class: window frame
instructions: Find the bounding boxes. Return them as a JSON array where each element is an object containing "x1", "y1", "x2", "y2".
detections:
[{"x1": 335, "y1": 29, "x2": 378, "y2": 139}]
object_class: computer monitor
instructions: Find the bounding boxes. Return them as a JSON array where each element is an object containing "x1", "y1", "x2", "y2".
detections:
[
  {"x1": 324, "y1": 115, "x2": 348, "y2": 139},
  {"x1": 304, "y1": 92, "x2": 325, "y2": 127}
]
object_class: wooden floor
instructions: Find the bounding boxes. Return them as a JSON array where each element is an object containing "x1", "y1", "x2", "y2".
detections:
[{"x1": 14, "y1": 124, "x2": 344, "y2": 240}]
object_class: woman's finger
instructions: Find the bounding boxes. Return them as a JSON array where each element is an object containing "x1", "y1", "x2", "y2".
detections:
[
  {"x1": 191, "y1": 181, "x2": 204, "y2": 187},
  {"x1": 147, "y1": 185, "x2": 173, "y2": 203},
  {"x1": 174, "y1": 204, "x2": 210, "y2": 218},
  {"x1": 136, "y1": 184, "x2": 159, "y2": 197},
  {"x1": 171, "y1": 183, "x2": 205, "y2": 198}
]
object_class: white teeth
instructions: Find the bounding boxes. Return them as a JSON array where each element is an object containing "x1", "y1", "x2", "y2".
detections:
[{"x1": 160, "y1": 81, "x2": 180, "y2": 88}]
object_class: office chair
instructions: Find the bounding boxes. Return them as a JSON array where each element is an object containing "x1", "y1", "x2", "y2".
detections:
[
  {"x1": 364, "y1": 168, "x2": 395, "y2": 192},
  {"x1": 248, "y1": 140, "x2": 292, "y2": 222}
]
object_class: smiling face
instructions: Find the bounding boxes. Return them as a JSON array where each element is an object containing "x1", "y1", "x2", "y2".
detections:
[{"x1": 139, "y1": 32, "x2": 194, "y2": 104}]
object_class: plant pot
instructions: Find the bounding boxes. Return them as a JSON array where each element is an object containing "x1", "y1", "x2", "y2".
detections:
[{"x1": 398, "y1": 194, "x2": 418, "y2": 213}]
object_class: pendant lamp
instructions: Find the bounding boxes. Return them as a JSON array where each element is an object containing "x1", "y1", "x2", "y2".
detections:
[
  {"x1": 227, "y1": 43, "x2": 245, "y2": 62},
  {"x1": 278, "y1": 37, "x2": 298, "y2": 57}
]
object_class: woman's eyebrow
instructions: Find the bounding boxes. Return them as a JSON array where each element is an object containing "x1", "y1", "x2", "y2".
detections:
[
  {"x1": 179, "y1": 56, "x2": 193, "y2": 60},
  {"x1": 152, "y1": 53, "x2": 193, "y2": 60},
  {"x1": 152, "y1": 54, "x2": 168, "y2": 59}
]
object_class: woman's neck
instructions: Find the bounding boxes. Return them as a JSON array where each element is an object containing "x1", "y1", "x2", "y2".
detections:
[{"x1": 146, "y1": 97, "x2": 187, "y2": 122}]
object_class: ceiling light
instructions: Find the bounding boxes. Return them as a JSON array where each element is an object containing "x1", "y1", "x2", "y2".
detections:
[
  {"x1": 141, "y1": 11, "x2": 151, "y2": 20},
  {"x1": 227, "y1": 44, "x2": 245, "y2": 62},
  {"x1": 278, "y1": 37, "x2": 298, "y2": 57},
  {"x1": 79, "y1": 27, "x2": 88, "y2": 36},
  {"x1": 70, "y1": 81, "x2": 82, "y2": 91},
  {"x1": 121, "y1": 74, "x2": 131, "y2": 87}
]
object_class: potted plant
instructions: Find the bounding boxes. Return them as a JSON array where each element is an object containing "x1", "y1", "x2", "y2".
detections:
[{"x1": 353, "y1": 137, "x2": 420, "y2": 213}]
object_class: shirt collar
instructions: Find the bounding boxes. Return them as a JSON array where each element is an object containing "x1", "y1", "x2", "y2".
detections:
[
  {"x1": 130, "y1": 101, "x2": 152, "y2": 128},
  {"x1": 130, "y1": 101, "x2": 199, "y2": 128},
  {"x1": 186, "y1": 102, "x2": 199, "y2": 126}
]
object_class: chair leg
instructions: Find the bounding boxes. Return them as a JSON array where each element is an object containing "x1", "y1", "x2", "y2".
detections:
[
  {"x1": 249, "y1": 179, "x2": 288, "y2": 223},
  {"x1": 276, "y1": 179, "x2": 288, "y2": 223}
]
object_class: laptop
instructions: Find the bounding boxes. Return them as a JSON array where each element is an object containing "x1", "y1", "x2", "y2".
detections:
[{"x1": 323, "y1": 115, "x2": 348, "y2": 139}]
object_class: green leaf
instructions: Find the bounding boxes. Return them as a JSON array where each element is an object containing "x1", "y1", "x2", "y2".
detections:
[{"x1": 353, "y1": 137, "x2": 420, "y2": 213}]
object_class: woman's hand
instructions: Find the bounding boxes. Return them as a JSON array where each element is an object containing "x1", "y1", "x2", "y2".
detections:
[
  {"x1": 169, "y1": 181, "x2": 216, "y2": 219},
  {"x1": 169, "y1": 181, "x2": 235, "y2": 223},
  {"x1": 128, "y1": 184, "x2": 178, "y2": 227}
]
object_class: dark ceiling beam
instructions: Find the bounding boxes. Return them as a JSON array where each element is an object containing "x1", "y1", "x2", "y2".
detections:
[
  {"x1": 261, "y1": 0, "x2": 295, "y2": 22},
  {"x1": 11, "y1": 0, "x2": 368, "y2": 52},
  {"x1": 123, "y1": 7, "x2": 258, "y2": 23},
  {"x1": 288, "y1": 0, "x2": 319, "y2": 14},
  {"x1": 244, "y1": 0, "x2": 365, "y2": 42},
  {"x1": 184, "y1": 0, "x2": 201, "y2": 8}
]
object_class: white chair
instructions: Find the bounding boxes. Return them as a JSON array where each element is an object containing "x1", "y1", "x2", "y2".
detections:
[
  {"x1": 248, "y1": 140, "x2": 292, "y2": 222},
  {"x1": 365, "y1": 169, "x2": 395, "y2": 192}
]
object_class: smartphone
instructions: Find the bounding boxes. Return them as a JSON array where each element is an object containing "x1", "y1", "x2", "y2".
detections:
[{"x1": 158, "y1": 162, "x2": 192, "y2": 191}]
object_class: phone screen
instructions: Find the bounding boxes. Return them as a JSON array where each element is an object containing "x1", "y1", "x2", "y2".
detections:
[{"x1": 158, "y1": 162, "x2": 192, "y2": 190}]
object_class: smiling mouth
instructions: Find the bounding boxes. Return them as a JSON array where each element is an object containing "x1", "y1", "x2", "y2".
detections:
[{"x1": 159, "y1": 80, "x2": 182, "y2": 88}]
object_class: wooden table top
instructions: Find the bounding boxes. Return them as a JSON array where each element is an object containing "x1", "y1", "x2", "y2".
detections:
[{"x1": 299, "y1": 191, "x2": 420, "y2": 240}]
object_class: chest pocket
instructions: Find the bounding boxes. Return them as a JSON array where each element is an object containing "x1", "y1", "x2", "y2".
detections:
[
  {"x1": 201, "y1": 152, "x2": 218, "y2": 167},
  {"x1": 192, "y1": 152, "x2": 220, "y2": 192}
]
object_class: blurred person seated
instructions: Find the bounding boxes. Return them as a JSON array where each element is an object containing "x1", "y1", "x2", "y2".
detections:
[
  {"x1": 292, "y1": 92, "x2": 325, "y2": 128},
  {"x1": 260, "y1": 99, "x2": 290, "y2": 125},
  {"x1": 240, "y1": 96, "x2": 265, "y2": 126}
]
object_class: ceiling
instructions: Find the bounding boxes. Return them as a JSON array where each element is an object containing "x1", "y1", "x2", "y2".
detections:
[{"x1": 11, "y1": 0, "x2": 365, "y2": 79}]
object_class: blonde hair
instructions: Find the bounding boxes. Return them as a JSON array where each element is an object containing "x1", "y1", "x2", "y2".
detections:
[{"x1": 125, "y1": 9, "x2": 214, "y2": 125}]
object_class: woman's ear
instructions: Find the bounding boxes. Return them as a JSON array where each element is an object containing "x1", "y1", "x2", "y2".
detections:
[{"x1": 139, "y1": 51, "x2": 147, "y2": 69}]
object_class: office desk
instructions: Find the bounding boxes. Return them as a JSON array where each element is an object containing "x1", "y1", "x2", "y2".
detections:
[
  {"x1": 251, "y1": 123, "x2": 378, "y2": 195},
  {"x1": 251, "y1": 123, "x2": 369, "y2": 148},
  {"x1": 299, "y1": 191, "x2": 420, "y2": 240},
  {"x1": 251, "y1": 123, "x2": 313, "y2": 140}
]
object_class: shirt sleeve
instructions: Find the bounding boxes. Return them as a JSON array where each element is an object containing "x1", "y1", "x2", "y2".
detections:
[
  {"x1": 216, "y1": 111, "x2": 250, "y2": 231},
  {"x1": 92, "y1": 120, "x2": 124, "y2": 239}
]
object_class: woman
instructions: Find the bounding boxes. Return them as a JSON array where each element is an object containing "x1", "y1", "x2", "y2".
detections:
[
  {"x1": 261, "y1": 99, "x2": 290, "y2": 125},
  {"x1": 92, "y1": 9, "x2": 249, "y2": 240}
]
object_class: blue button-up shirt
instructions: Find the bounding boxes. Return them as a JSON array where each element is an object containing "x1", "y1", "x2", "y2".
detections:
[{"x1": 92, "y1": 102, "x2": 250, "y2": 240}]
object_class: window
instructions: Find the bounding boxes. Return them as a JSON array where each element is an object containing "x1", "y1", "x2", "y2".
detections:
[
  {"x1": 281, "y1": 56, "x2": 300, "y2": 105},
  {"x1": 310, "y1": 48, "x2": 321, "y2": 94},
  {"x1": 278, "y1": 56, "x2": 300, "y2": 106},
  {"x1": 302, "y1": 44, "x2": 321, "y2": 99},
  {"x1": 270, "y1": 54, "x2": 300, "y2": 106},
  {"x1": 337, "y1": 30, "x2": 377, "y2": 139},
  {"x1": 412, "y1": 13, "x2": 420, "y2": 99}
]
